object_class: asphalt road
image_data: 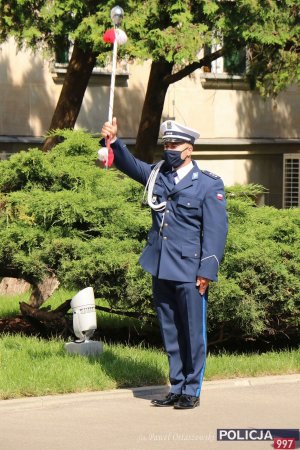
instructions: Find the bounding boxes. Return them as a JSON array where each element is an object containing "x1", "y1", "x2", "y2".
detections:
[{"x1": 0, "y1": 374, "x2": 299, "y2": 450}]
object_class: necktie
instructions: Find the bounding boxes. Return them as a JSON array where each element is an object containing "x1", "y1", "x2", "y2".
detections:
[{"x1": 172, "y1": 171, "x2": 178, "y2": 184}]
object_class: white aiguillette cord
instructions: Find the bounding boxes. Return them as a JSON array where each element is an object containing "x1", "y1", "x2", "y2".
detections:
[{"x1": 142, "y1": 160, "x2": 167, "y2": 212}]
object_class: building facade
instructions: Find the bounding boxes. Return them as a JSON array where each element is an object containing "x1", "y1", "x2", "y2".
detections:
[{"x1": 0, "y1": 38, "x2": 299, "y2": 208}]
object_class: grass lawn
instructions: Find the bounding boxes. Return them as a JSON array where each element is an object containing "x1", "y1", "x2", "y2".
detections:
[
  {"x1": 0, "y1": 334, "x2": 299, "y2": 400},
  {"x1": 0, "y1": 289, "x2": 299, "y2": 400}
]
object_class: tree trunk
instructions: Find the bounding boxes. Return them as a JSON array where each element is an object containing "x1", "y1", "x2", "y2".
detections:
[
  {"x1": 135, "y1": 59, "x2": 174, "y2": 163},
  {"x1": 29, "y1": 274, "x2": 60, "y2": 308},
  {"x1": 19, "y1": 300, "x2": 72, "y2": 338},
  {"x1": 0, "y1": 266, "x2": 59, "y2": 305},
  {"x1": 43, "y1": 41, "x2": 97, "y2": 152},
  {"x1": 135, "y1": 50, "x2": 225, "y2": 162}
]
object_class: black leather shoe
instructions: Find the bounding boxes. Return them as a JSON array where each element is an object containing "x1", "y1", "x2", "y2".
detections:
[
  {"x1": 173, "y1": 394, "x2": 200, "y2": 409},
  {"x1": 151, "y1": 392, "x2": 181, "y2": 407}
]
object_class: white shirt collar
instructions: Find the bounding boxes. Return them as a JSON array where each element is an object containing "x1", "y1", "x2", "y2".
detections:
[{"x1": 173, "y1": 161, "x2": 193, "y2": 183}]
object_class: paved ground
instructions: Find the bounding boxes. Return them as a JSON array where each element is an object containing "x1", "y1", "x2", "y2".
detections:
[{"x1": 0, "y1": 374, "x2": 299, "y2": 450}]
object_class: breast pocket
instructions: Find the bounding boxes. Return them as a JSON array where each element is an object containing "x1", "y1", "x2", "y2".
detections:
[
  {"x1": 177, "y1": 196, "x2": 201, "y2": 218},
  {"x1": 177, "y1": 197, "x2": 200, "y2": 209}
]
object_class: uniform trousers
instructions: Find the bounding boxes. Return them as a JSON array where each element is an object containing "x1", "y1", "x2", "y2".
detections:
[{"x1": 152, "y1": 276, "x2": 208, "y2": 398}]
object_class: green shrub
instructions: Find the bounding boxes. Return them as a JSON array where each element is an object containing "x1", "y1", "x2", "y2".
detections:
[
  {"x1": 0, "y1": 130, "x2": 151, "y2": 313},
  {"x1": 0, "y1": 130, "x2": 299, "y2": 344},
  {"x1": 209, "y1": 190, "x2": 300, "y2": 344}
]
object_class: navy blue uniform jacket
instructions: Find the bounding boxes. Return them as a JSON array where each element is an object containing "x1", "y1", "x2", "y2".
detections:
[{"x1": 107, "y1": 138, "x2": 228, "y2": 282}]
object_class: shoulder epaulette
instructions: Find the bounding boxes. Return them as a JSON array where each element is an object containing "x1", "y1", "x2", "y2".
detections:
[{"x1": 201, "y1": 170, "x2": 220, "y2": 180}]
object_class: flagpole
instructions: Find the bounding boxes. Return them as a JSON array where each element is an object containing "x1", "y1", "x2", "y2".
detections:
[
  {"x1": 98, "y1": 6, "x2": 125, "y2": 169},
  {"x1": 105, "y1": 31, "x2": 118, "y2": 169},
  {"x1": 108, "y1": 32, "x2": 118, "y2": 124},
  {"x1": 106, "y1": 6, "x2": 124, "y2": 169},
  {"x1": 108, "y1": 6, "x2": 124, "y2": 123}
]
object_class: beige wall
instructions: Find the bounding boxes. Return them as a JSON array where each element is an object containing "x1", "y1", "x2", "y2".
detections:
[
  {"x1": 0, "y1": 38, "x2": 146, "y2": 137},
  {"x1": 1, "y1": 38, "x2": 299, "y2": 139},
  {"x1": 161, "y1": 71, "x2": 300, "y2": 140},
  {"x1": 0, "y1": 38, "x2": 58, "y2": 136},
  {"x1": 193, "y1": 151, "x2": 284, "y2": 208}
]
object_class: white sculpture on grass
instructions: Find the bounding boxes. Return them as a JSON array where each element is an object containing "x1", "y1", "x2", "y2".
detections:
[
  {"x1": 65, "y1": 287, "x2": 103, "y2": 356},
  {"x1": 71, "y1": 287, "x2": 97, "y2": 341}
]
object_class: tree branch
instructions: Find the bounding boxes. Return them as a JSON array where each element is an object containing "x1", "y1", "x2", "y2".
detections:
[
  {"x1": 164, "y1": 48, "x2": 225, "y2": 86},
  {"x1": 95, "y1": 305, "x2": 156, "y2": 320}
]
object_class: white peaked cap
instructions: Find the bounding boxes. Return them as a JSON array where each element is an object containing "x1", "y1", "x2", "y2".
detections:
[{"x1": 160, "y1": 120, "x2": 200, "y2": 144}]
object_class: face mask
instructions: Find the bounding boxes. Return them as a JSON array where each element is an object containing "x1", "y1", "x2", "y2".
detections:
[{"x1": 163, "y1": 148, "x2": 189, "y2": 169}]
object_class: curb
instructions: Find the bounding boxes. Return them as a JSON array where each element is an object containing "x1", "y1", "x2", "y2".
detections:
[{"x1": 1, "y1": 374, "x2": 299, "y2": 411}]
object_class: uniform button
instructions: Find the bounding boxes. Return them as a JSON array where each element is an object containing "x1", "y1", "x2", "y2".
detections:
[
  {"x1": 164, "y1": 223, "x2": 168, "y2": 227},
  {"x1": 163, "y1": 236, "x2": 168, "y2": 240},
  {"x1": 166, "y1": 210, "x2": 170, "y2": 213},
  {"x1": 168, "y1": 197, "x2": 171, "y2": 201},
  {"x1": 195, "y1": 253, "x2": 198, "y2": 256},
  {"x1": 187, "y1": 202, "x2": 191, "y2": 206}
]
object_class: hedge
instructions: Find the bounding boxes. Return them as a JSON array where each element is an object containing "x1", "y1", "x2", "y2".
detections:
[{"x1": 0, "y1": 130, "x2": 299, "y2": 345}]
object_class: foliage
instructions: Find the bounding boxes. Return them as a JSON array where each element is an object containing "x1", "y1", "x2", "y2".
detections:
[
  {"x1": 0, "y1": 130, "x2": 152, "y2": 313},
  {"x1": 0, "y1": 0, "x2": 299, "y2": 94},
  {"x1": 200, "y1": 0, "x2": 300, "y2": 95},
  {"x1": 0, "y1": 131, "x2": 299, "y2": 345},
  {"x1": 209, "y1": 190, "x2": 300, "y2": 344},
  {"x1": 125, "y1": 0, "x2": 300, "y2": 95},
  {"x1": 0, "y1": 0, "x2": 112, "y2": 62}
]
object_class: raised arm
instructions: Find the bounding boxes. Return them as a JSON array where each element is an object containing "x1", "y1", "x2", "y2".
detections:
[{"x1": 101, "y1": 118, "x2": 153, "y2": 186}]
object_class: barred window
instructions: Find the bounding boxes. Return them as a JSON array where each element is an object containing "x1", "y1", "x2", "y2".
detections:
[{"x1": 283, "y1": 155, "x2": 300, "y2": 208}]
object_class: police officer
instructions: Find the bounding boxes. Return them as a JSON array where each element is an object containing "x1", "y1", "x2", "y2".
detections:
[{"x1": 101, "y1": 118, "x2": 228, "y2": 409}]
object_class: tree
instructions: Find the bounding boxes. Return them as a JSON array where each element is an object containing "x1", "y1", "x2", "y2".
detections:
[
  {"x1": 124, "y1": 0, "x2": 300, "y2": 161},
  {"x1": 0, "y1": 1, "x2": 299, "y2": 158},
  {"x1": 43, "y1": 42, "x2": 97, "y2": 151},
  {"x1": 0, "y1": 0, "x2": 119, "y2": 150}
]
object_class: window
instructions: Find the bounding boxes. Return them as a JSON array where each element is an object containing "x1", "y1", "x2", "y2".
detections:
[
  {"x1": 200, "y1": 35, "x2": 249, "y2": 90},
  {"x1": 207, "y1": 42, "x2": 246, "y2": 75},
  {"x1": 223, "y1": 48, "x2": 246, "y2": 75},
  {"x1": 55, "y1": 40, "x2": 70, "y2": 64},
  {"x1": 51, "y1": 41, "x2": 129, "y2": 84},
  {"x1": 283, "y1": 154, "x2": 300, "y2": 208}
]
